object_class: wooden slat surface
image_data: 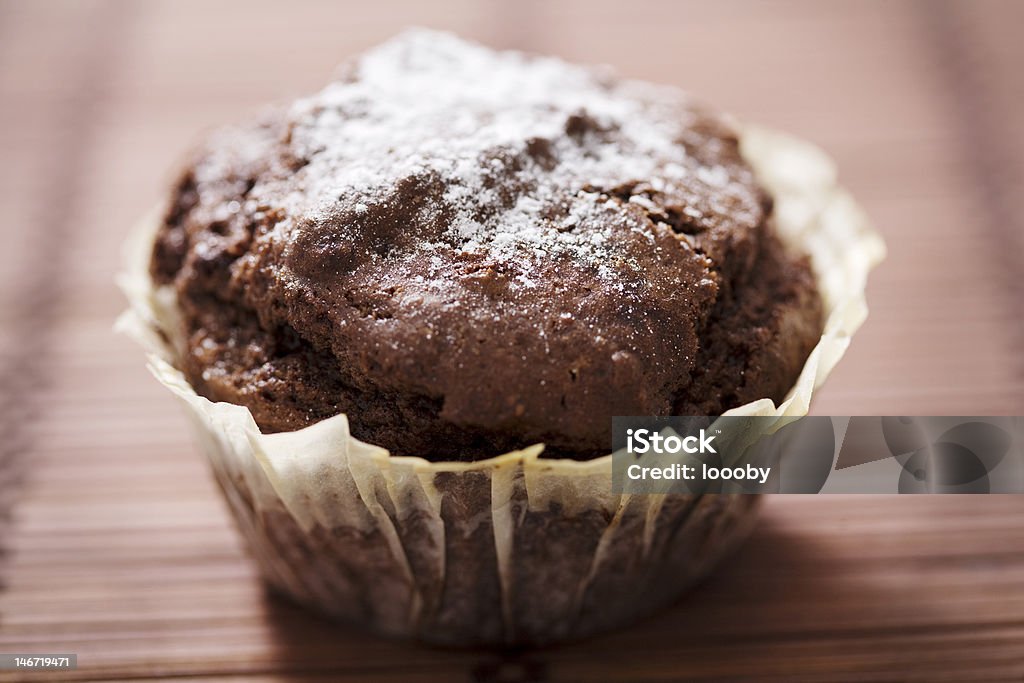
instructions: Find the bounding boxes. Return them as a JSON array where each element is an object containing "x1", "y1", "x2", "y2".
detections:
[{"x1": 1, "y1": 1, "x2": 1022, "y2": 681}]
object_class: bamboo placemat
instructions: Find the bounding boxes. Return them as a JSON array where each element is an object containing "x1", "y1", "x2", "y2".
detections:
[{"x1": 1, "y1": 1, "x2": 1022, "y2": 680}]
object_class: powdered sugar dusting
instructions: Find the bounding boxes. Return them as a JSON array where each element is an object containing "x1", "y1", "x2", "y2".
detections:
[{"x1": 272, "y1": 29, "x2": 751, "y2": 282}]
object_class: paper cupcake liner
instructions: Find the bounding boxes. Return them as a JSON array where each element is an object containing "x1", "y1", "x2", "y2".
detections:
[{"x1": 117, "y1": 126, "x2": 884, "y2": 645}]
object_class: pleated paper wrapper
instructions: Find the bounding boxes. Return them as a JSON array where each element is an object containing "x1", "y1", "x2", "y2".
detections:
[{"x1": 117, "y1": 126, "x2": 885, "y2": 645}]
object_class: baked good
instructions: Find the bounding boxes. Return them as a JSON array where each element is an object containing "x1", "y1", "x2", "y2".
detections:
[
  {"x1": 149, "y1": 30, "x2": 822, "y2": 461},
  {"x1": 122, "y1": 29, "x2": 882, "y2": 645}
]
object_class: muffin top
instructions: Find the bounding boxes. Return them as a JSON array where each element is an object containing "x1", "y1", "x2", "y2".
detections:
[{"x1": 151, "y1": 30, "x2": 822, "y2": 460}]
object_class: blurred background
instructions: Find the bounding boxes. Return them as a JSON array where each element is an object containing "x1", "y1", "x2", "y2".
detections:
[{"x1": 0, "y1": 1, "x2": 1022, "y2": 681}]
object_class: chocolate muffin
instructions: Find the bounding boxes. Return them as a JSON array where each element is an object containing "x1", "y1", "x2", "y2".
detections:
[
  {"x1": 149, "y1": 30, "x2": 822, "y2": 461},
  {"x1": 124, "y1": 30, "x2": 883, "y2": 645}
]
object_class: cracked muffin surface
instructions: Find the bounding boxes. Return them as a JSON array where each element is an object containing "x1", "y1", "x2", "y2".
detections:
[{"x1": 150, "y1": 30, "x2": 823, "y2": 461}]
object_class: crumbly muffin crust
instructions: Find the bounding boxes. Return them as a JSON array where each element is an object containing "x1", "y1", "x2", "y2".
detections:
[{"x1": 150, "y1": 30, "x2": 822, "y2": 461}]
